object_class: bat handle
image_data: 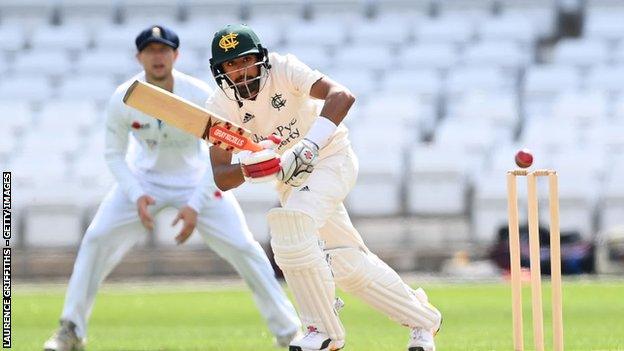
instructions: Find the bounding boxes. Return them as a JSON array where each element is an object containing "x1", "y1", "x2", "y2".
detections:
[{"x1": 246, "y1": 142, "x2": 263, "y2": 153}]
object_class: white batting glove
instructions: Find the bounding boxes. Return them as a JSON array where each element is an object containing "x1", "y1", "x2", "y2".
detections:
[
  {"x1": 278, "y1": 138, "x2": 319, "y2": 187},
  {"x1": 239, "y1": 135, "x2": 282, "y2": 183}
]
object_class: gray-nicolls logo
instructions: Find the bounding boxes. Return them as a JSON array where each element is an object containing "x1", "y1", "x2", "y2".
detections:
[{"x1": 270, "y1": 93, "x2": 286, "y2": 110}]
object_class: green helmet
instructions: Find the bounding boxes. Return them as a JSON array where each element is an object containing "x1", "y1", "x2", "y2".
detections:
[
  {"x1": 209, "y1": 24, "x2": 269, "y2": 79},
  {"x1": 209, "y1": 24, "x2": 271, "y2": 102}
]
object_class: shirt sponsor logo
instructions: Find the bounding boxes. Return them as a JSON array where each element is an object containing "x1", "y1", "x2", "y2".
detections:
[{"x1": 252, "y1": 118, "x2": 300, "y2": 150}]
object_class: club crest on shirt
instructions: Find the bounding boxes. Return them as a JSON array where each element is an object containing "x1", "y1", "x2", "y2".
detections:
[
  {"x1": 242, "y1": 112, "x2": 255, "y2": 123},
  {"x1": 270, "y1": 93, "x2": 287, "y2": 111}
]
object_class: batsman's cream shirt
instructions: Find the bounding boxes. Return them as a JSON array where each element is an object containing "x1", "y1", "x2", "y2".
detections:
[
  {"x1": 206, "y1": 53, "x2": 351, "y2": 160},
  {"x1": 106, "y1": 70, "x2": 216, "y2": 211}
]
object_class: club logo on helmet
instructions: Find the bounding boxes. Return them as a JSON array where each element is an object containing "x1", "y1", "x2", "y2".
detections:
[{"x1": 219, "y1": 33, "x2": 239, "y2": 52}]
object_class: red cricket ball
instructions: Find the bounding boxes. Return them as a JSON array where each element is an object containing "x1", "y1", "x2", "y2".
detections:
[{"x1": 515, "y1": 149, "x2": 533, "y2": 168}]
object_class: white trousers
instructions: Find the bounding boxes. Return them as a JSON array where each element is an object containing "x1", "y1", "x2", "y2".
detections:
[
  {"x1": 61, "y1": 181, "x2": 300, "y2": 339},
  {"x1": 278, "y1": 146, "x2": 441, "y2": 333}
]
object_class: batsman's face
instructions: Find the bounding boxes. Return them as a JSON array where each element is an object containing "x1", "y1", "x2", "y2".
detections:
[
  {"x1": 137, "y1": 43, "x2": 178, "y2": 80},
  {"x1": 221, "y1": 54, "x2": 261, "y2": 99}
]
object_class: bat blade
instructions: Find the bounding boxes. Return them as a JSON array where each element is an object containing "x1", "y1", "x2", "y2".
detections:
[{"x1": 122, "y1": 80, "x2": 261, "y2": 153}]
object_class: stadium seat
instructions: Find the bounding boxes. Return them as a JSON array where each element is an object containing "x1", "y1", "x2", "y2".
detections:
[
  {"x1": 584, "y1": 11, "x2": 624, "y2": 42},
  {"x1": 0, "y1": 101, "x2": 34, "y2": 135},
  {"x1": 446, "y1": 67, "x2": 514, "y2": 103},
  {"x1": 347, "y1": 124, "x2": 408, "y2": 216},
  {"x1": 471, "y1": 168, "x2": 518, "y2": 243},
  {"x1": 307, "y1": 0, "x2": 366, "y2": 19},
  {"x1": 58, "y1": 75, "x2": 117, "y2": 101},
  {"x1": 349, "y1": 16, "x2": 414, "y2": 46},
  {"x1": 30, "y1": 24, "x2": 91, "y2": 51},
  {"x1": 0, "y1": 76, "x2": 52, "y2": 102},
  {"x1": 552, "y1": 39, "x2": 610, "y2": 68},
  {"x1": 523, "y1": 65, "x2": 582, "y2": 118},
  {"x1": 477, "y1": 15, "x2": 537, "y2": 45},
  {"x1": 360, "y1": 92, "x2": 424, "y2": 132},
  {"x1": 601, "y1": 158, "x2": 624, "y2": 231},
  {"x1": 324, "y1": 67, "x2": 377, "y2": 99},
  {"x1": 38, "y1": 100, "x2": 100, "y2": 133},
  {"x1": 91, "y1": 24, "x2": 147, "y2": 51},
  {"x1": 0, "y1": 136, "x2": 14, "y2": 164},
  {"x1": 75, "y1": 49, "x2": 140, "y2": 77},
  {"x1": 246, "y1": 0, "x2": 303, "y2": 22},
  {"x1": 550, "y1": 91, "x2": 608, "y2": 128},
  {"x1": 183, "y1": 0, "x2": 242, "y2": 23},
  {"x1": 520, "y1": 117, "x2": 578, "y2": 152},
  {"x1": 434, "y1": 119, "x2": 498, "y2": 163},
  {"x1": 284, "y1": 19, "x2": 349, "y2": 48},
  {"x1": 279, "y1": 44, "x2": 332, "y2": 71},
  {"x1": 407, "y1": 143, "x2": 470, "y2": 216},
  {"x1": 237, "y1": 20, "x2": 284, "y2": 49},
  {"x1": 461, "y1": 41, "x2": 528, "y2": 70},
  {"x1": 447, "y1": 91, "x2": 518, "y2": 143},
  {"x1": 587, "y1": 119, "x2": 624, "y2": 152},
  {"x1": 0, "y1": 0, "x2": 55, "y2": 30},
  {"x1": 383, "y1": 68, "x2": 442, "y2": 98},
  {"x1": 549, "y1": 163, "x2": 600, "y2": 240},
  {"x1": 174, "y1": 49, "x2": 205, "y2": 75},
  {"x1": 58, "y1": 0, "x2": 116, "y2": 26},
  {"x1": 398, "y1": 43, "x2": 458, "y2": 71},
  {"x1": 415, "y1": 16, "x2": 475, "y2": 45},
  {"x1": 119, "y1": 0, "x2": 180, "y2": 25},
  {"x1": 436, "y1": 0, "x2": 494, "y2": 20},
  {"x1": 12, "y1": 50, "x2": 72, "y2": 77},
  {"x1": 0, "y1": 25, "x2": 27, "y2": 52},
  {"x1": 585, "y1": 65, "x2": 624, "y2": 95},
  {"x1": 333, "y1": 44, "x2": 393, "y2": 71},
  {"x1": 496, "y1": 0, "x2": 557, "y2": 38},
  {"x1": 372, "y1": 0, "x2": 431, "y2": 17}
]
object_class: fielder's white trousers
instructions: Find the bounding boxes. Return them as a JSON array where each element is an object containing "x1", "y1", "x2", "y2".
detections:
[{"x1": 61, "y1": 181, "x2": 300, "y2": 339}]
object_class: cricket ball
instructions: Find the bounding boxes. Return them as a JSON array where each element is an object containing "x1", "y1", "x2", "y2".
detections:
[{"x1": 515, "y1": 149, "x2": 533, "y2": 168}]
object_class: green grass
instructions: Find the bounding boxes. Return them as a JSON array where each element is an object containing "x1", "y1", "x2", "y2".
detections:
[{"x1": 12, "y1": 280, "x2": 624, "y2": 350}]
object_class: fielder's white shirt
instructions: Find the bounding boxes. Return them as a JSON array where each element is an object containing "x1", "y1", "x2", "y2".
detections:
[
  {"x1": 106, "y1": 69, "x2": 215, "y2": 211},
  {"x1": 206, "y1": 52, "x2": 351, "y2": 160}
]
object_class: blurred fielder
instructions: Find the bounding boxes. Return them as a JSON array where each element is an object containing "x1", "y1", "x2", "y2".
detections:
[
  {"x1": 44, "y1": 25, "x2": 300, "y2": 351},
  {"x1": 206, "y1": 24, "x2": 443, "y2": 351}
]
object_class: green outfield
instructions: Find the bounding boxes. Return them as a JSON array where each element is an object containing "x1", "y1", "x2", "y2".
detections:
[{"x1": 12, "y1": 279, "x2": 624, "y2": 350}]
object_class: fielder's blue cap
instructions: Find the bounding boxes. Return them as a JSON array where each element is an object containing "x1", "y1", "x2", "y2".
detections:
[{"x1": 135, "y1": 25, "x2": 179, "y2": 51}]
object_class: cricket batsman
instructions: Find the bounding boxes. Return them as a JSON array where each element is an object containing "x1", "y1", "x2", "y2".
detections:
[
  {"x1": 206, "y1": 24, "x2": 443, "y2": 351},
  {"x1": 43, "y1": 25, "x2": 301, "y2": 351}
]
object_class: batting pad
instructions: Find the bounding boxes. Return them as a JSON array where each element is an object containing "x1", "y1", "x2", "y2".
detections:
[
  {"x1": 327, "y1": 247, "x2": 441, "y2": 331},
  {"x1": 267, "y1": 209, "x2": 345, "y2": 341}
]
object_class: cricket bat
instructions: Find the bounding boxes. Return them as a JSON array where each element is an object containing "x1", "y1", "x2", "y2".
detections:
[{"x1": 123, "y1": 80, "x2": 262, "y2": 153}]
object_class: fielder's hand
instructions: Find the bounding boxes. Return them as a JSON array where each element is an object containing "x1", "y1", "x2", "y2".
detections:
[
  {"x1": 278, "y1": 138, "x2": 319, "y2": 187},
  {"x1": 136, "y1": 195, "x2": 156, "y2": 231},
  {"x1": 173, "y1": 206, "x2": 198, "y2": 245},
  {"x1": 239, "y1": 135, "x2": 282, "y2": 183}
]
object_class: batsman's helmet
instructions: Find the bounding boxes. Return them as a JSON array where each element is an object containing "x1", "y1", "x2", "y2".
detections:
[{"x1": 209, "y1": 24, "x2": 270, "y2": 86}]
